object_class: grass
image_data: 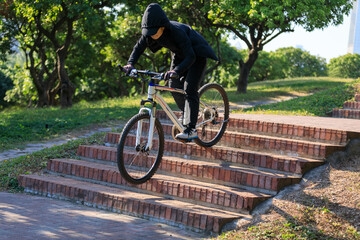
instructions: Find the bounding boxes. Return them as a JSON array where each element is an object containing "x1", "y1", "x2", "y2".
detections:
[
  {"x1": 237, "y1": 81, "x2": 357, "y2": 116},
  {"x1": 226, "y1": 77, "x2": 353, "y2": 104},
  {"x1": 0, "y1": 96, "x2": 156, "y2": 152},
  {"x1": 0, "y1": 132, "x2": 106, "y2": 191}
]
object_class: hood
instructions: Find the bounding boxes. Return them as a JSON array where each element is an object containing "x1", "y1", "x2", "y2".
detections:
[{"x1": 141, "y1": 3, "x2": 170, "y2": 36}]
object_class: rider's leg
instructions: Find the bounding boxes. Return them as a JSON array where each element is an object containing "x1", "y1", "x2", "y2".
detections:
[
  {"x1": 176, "y1": 57, "x2": 207, "y2": 140},
  {"x1": 169, "y1": 76, "x2": 185, "y2": 111}
]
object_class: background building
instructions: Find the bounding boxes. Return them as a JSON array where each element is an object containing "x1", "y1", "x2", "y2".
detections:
[{"x1": 348, "y1": 0, "x2": 360, "y2": 54}]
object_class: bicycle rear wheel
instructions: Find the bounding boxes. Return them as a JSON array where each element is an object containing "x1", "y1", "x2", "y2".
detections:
[
  {"x1": 194, "y1": 83, "x2": 229, "y2": 148},
  {"x1": 117, "y1": 113, "x2": 164, "y2": 184}
]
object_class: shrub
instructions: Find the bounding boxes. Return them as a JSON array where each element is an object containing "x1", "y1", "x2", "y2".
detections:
[
  {"x1": 328, "y1": 53, "x2": 360, "y2": 79},
  {"x1": 0, "y1": 69, "x2": 13, "y2": 108}
]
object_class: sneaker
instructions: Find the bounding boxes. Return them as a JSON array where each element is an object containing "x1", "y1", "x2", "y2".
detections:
[{"x1": 176, "y1": 127, "x2": 198, "y2": 140}]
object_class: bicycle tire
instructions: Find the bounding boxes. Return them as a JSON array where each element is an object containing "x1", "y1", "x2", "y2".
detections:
[
  {"x1": 117, "y1": 112, "x2": 164, "y2": 184},
  {"x1": 194, "y1": 83, "x2": 229, "y2": 148}
]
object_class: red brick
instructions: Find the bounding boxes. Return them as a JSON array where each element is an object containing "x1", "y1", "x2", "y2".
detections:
[
  {"x1": 212, "y1": 191, "x2": 219, "y2": 205},
  {"x1": 188, "y1": 212, "x2": 195, "y2": 227},
  {"x1": 182, "y1": 211, "x2": 189, "y2": 226},
  {"x1": 262, "y1": 176, "x2": 272, "y2": 190}
]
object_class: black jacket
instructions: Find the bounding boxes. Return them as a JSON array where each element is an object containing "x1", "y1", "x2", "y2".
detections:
[{"x1": 127, "y1": 3, "x2": 218, "y2": 75}]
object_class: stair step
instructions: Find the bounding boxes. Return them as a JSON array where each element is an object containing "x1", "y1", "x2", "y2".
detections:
[
  {"x1": 155, "y1": 110, "x2": 349, "y2": 144},
  {"x1": 80, "y1": 142, "x2": 323, "y2": 176},
  {"x1": 77, "y1": 145, "x2": 302, "y2": 193},
  {"x1": 104, "y1": 131, "x2": 342, "y2": 160},
  {"x1": 18, "y1": 174, "x2": 244, "y2": 233},
  {"x1": 332, "y1": 108, "x2": 360, "y2": 119},
  {"x1": 46, "y1": 158, "x2": 272, "y2": 212},
  {"x1": 157, "y1": 122, "x2": 343, "y2": 159},
  {"x1": 343, "y1": 101, "x2": 360, "y2": 109}
]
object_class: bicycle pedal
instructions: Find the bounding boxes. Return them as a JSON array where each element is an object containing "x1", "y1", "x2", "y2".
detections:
[{"x1": 175, "y1": 138, "x2": 193, "y2": 144}]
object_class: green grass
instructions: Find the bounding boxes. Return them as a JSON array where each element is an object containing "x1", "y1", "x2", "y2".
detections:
[
  {"x1": 236, "y1": 79, "x2": 359, "y2": 116},
  {"x1": 226, "y1": 77, "x2": 353, "y2": 104},
  {"x1": 0, "y1": 132, "x2": 106, "y2": 191},
  {"x1": 0, "y1": 96, "x2": 170, "y2": 152}
]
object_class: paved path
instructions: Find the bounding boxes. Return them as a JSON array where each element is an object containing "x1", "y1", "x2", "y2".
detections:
[
  {"x1": 0, "y1": 192, "x2": 206, "y2": 240},
  {"x1": 0, "y1": 127, "x2": 114, "y2": 161}
]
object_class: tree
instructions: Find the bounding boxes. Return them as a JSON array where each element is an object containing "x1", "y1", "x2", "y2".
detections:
[
  {"x1": 196, "y1": 0, "x2": 353, "y2": 93},
  {"x1": 2, "y1": 0, "x2": 122, "y2": 108},
  {"x1": 271, "y1": 47, "x2": 327, "y2": 78},
  {"x1": 328, "y1": 53, "x2": 360, "y2": 78}
]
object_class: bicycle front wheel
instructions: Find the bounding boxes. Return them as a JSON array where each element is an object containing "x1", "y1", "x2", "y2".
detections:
[
  {"x1": 117, "y1": 113, "x2": 164, "y2": 184},
  {"x1": 194, "y1": 83, "x2": 229, "y2": 148}
]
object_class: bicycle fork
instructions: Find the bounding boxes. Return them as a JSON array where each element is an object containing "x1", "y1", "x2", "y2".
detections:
[{"x1": 136, "y1": 84, "x2": 158, "y2": 152}]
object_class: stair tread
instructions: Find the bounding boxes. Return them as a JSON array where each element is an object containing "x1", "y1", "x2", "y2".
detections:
[
  {"x1": 50, "y1": 158, "x2": 273, "y2": 198},
  {"x1": 156, "y1": 110, "x2": 360, "y2": 133},
  {"x1": 158, "y1": 122, "x2": 344, "y2": 147},
  {"x1": 22, "y1": 173, "x2": 245, "y2": 219},
  {"x1": 80, "y1": 145, "x2": 303, "y2": 179},
  {"x1": 99, "y1": 137, "x2": 325, "y2": 164}
]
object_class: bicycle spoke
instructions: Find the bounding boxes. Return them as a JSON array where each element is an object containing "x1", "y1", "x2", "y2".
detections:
[
  {"x1": 194, "y1": 83, "x2": 229, "y2": 147},
  {"x1": 117, "y1": 113, "x2": 164, "y2": 184}
]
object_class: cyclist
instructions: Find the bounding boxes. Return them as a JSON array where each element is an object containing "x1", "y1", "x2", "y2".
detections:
[{"x1": 123, "y1": 3, "x2": 218, "y2": 140}]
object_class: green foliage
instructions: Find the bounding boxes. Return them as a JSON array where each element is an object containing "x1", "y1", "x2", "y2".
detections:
[
  {"x1": 0, "y1": 68, "x2": 13, "y2": 108},
  {"x1": 241, "y1": 47, "x2": 328, "y2": 83},
  {"x1": 211, "y1": 40, "x2": 242, "y2": 87},
  {"x1": 328, "y1": 53, "x2": 360, "y2": 79},
  {"x1": 204, "y1": 0, "x2": 353, "y2": 91},
  {"x1": 3, "y1": 64, "x2": 37, "y2": 106},
  {"x1": 247, "y1": 50, "x2": 272, "y2": 82},
  {"x1": 272, "y1": 47, "x2": 328, "y2": 78},
  {"x1": 241, "y1": 79, "x2": 358, "y2": 116}
]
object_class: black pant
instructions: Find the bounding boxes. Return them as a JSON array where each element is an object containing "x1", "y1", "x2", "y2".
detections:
[{"x1": 169, "y1": 56, "x2": 207, "y2": 128}]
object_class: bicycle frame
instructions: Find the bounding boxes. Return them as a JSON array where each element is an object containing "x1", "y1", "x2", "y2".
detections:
[{"x1": 137, "y1": 79, "x2": 216, "y2": 151}]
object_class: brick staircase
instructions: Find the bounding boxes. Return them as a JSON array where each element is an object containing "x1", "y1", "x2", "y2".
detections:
[
  {"x1": 332, "y1": 84, "x2": 360, "y2": 119},
  {"x1": 18, "y1": 111, "x2": 357, "y2": 233}
]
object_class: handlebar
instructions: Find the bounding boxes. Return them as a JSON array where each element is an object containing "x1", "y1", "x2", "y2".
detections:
[{"x1": 117, "y1": 64, "x2": 177, "y2": 81}]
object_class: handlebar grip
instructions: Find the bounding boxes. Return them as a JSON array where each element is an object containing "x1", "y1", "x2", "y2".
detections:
[
  {"x1": 170, "y1": 73, "x2": 179, "y2": 80},
  {"x1": 117, "y1": 64, "x2": 125, "y2": 73}
]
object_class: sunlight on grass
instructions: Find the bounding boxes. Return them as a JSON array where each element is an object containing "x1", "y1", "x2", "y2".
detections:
[
  {"x1": 227, "y1": 77, "x2": 353, "y2": 103},
  {"x1": 234, "y1": 78, "x2": 359, "y2": 116}
]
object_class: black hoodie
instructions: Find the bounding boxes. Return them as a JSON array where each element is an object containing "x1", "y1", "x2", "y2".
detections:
[{"x1": 128, "y1": 3, "x2": 218, "y2": 75}]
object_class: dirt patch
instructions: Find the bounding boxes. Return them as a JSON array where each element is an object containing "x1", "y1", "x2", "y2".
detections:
[{"x1": 216, "y1": 155, "x2": 360, "y2": 239}]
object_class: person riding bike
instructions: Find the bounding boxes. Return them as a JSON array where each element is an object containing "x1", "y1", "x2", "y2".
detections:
[{"x1": 123, "y1": 3, "x2": 218, "y2": 140}]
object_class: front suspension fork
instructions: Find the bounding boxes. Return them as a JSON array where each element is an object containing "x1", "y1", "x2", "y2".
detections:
[{"x1": 137, "y1": 101, "x2": 157, "y2": 151}]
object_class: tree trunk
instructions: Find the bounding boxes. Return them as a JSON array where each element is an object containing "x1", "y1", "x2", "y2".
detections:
[
  {"x1": 237, "y1": 49, "x2": 259, "y2": 93},
  {"x1": 57, "y1": 48, "x2": 75, "y2": 108}
]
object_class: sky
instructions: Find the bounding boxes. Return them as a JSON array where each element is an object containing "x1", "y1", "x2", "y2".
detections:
[{"x1": 229, "y1": 14, "x2": 351, "y2": 63}]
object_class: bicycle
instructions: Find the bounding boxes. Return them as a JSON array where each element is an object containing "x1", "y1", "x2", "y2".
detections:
[{"x1": 117, "y1": 65, "x2": 229, "y2": 184}]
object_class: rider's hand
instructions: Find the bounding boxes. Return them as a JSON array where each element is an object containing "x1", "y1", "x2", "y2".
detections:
[
  {"x1": 164, "y1": 70, "x2": 179, "y2": 80},
  {"x1": 123, "y1": 64, "x2": 134, "y2": 75}
]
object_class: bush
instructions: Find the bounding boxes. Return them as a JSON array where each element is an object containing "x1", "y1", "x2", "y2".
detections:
[
  {"x1": 328, "y1": 53, "x2": 360, "y2": 78},
  {"x1": 271, "y1": 47, "x2": 327, "y2": 79},
  {"x1": 0, "y1": 69, "x2": 13, "y2": 108},
  {"x1": 242, "y1": 47, "x2": 328, "y2": 83}
]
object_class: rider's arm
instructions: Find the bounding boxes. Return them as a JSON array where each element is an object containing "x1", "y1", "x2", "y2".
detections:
[{"x1": 127, "y1": 35, "x2": 148, "y2": 66}]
